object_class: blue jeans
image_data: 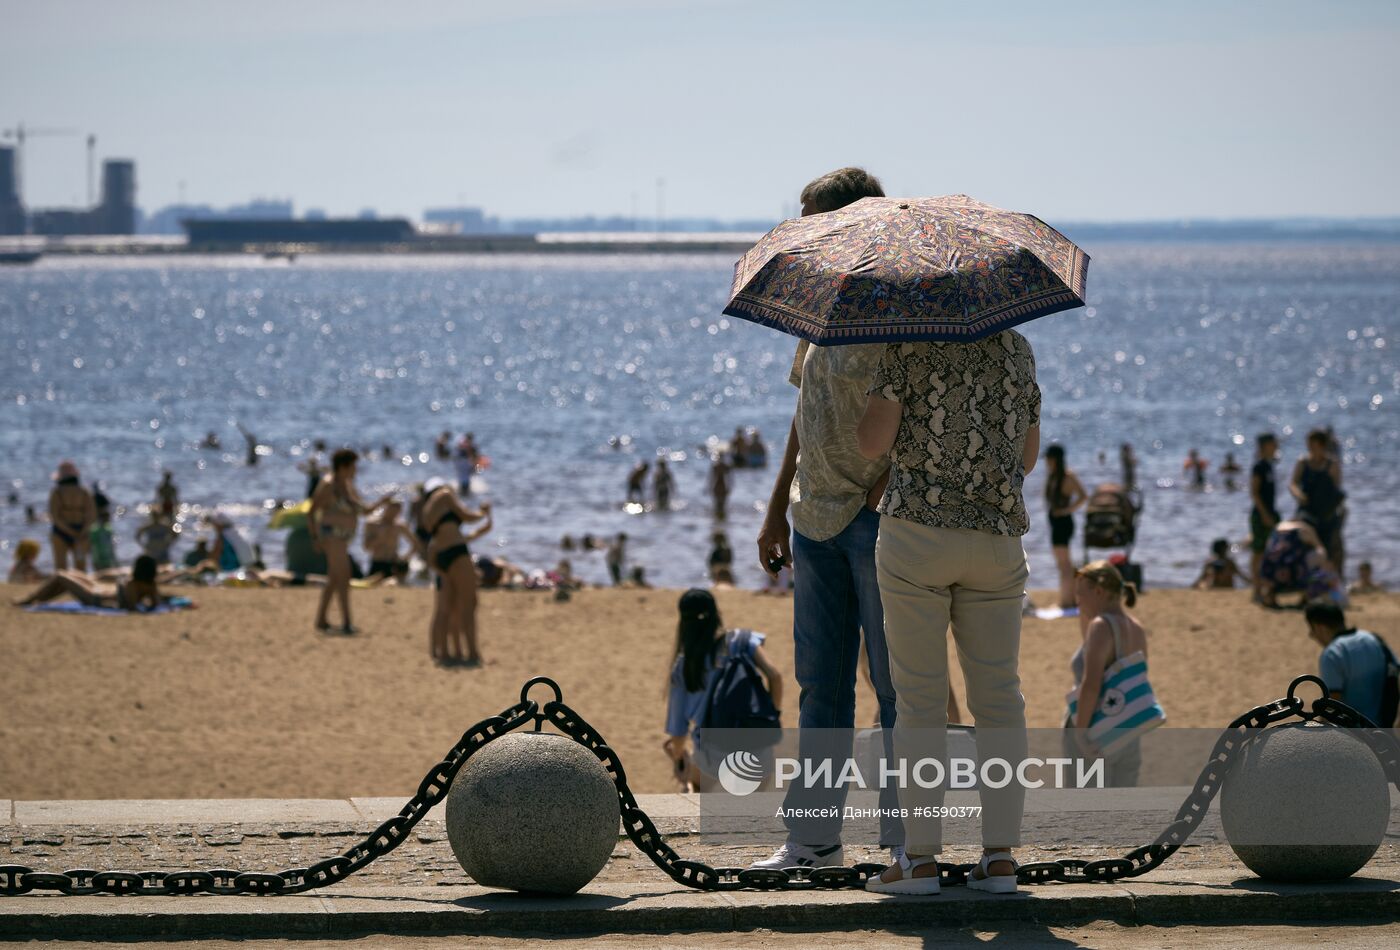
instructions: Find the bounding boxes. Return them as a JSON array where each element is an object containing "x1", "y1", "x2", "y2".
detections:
[{"x1": 785, "y1": 507, "x2": 902, "y2": 847}]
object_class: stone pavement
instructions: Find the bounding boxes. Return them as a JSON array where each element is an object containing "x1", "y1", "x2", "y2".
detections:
[{"x1": 2, "y1": 796, "x2": 1398, "y2": 939}]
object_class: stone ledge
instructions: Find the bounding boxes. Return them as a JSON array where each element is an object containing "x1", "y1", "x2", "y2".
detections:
[{"x1": 2, "y1": 870, "x2": 1397, "y2": 939}]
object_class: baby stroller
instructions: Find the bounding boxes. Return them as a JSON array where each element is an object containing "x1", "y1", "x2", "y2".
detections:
[{"x1": 1083, "y1": 483, "x2": 1144, "y2": 589}]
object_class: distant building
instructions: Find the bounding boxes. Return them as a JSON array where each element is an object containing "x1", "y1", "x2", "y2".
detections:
[
  {"x1": 303, "y1": 207, "x2": 327, "y2": 221},
  {"x1": 29, "y1": 158, "x2": 138, "y2": 236},
  {"x1": 96, "y1": 160, "x2": 136, "y2": 234},
  {"x1": 183, "y1": 217, "x2": 416, "y2": 247},
  {"x1": 142, "y1": 198, "x2": 293, "y2": 235},
  {"x1": 423, "y1": 206, "x2": 496, "y2": 234},
  {"x1": 0, "y1": 146, "x2": 23, "y2": 235}
]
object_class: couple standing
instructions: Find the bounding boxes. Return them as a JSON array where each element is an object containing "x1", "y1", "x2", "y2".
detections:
[{"x1": 755, "y1": 168, "x2": 1041, "y2": 894}]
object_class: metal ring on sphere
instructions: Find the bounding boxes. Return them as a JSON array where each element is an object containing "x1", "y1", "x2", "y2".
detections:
[{"x1": 520, "y1": 675, "x2": 563, "y2": 707}]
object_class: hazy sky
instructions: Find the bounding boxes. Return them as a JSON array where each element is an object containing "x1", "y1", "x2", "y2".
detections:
[{"x1": 3, "y1": 0, "x2": 1399, "y2": 222}]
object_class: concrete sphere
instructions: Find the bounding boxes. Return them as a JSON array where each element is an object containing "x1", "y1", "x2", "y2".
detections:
[
  {"x1": 445, "y1": 732, "x2": 619, "y2": 894},
  {"x1": 1220, "y1": 722, "x2": 1390, "y2": 882}
]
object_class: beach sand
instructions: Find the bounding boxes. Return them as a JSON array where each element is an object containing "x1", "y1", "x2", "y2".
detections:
[{"x1": 3, "y1": 583, "x2": 1397, "y2": 800}]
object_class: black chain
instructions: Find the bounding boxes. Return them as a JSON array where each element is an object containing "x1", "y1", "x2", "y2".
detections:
[
  {"x1": 0, "y1": 698, "x2": 538, "y2": 896},
  {"x1": 3, "y1": 674, "x2": 1396, "y2": 896}
]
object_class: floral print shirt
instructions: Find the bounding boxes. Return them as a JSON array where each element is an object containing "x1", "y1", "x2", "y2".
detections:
[
  {"x1": 869, "y1": 331, "x2": 1041, "y2": 536},
  {"x1": 788, "y1": 341, "x2": 891, "y2": 542}
]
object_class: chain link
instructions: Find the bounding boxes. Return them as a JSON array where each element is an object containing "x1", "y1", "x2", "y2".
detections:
[{"x1": 3, "y1": 674, "x2": 1396, "y2": 896}]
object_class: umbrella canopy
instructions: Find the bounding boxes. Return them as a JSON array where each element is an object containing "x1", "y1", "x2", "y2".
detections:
[{"x1": 723, "y1": 195, "x2": 1089, "y2": 344}]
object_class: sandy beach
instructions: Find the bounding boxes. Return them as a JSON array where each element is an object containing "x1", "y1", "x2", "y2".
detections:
[{"x1": 3, "y1": 583, "x2": 1397, "y2": 801}]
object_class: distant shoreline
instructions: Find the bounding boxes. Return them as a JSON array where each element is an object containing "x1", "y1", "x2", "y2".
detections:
[{"x1": 5, "y1": 218, "x2": 1400, "y2": 259}]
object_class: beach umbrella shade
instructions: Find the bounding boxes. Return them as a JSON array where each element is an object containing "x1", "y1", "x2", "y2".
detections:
[{"x1": 723, "y1": 194, "x2": 1089, "y2": 344}]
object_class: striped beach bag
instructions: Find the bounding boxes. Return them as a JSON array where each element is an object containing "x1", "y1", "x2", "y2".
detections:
[{"x1": 1066, "y1": 614, "x2": 1166, "y2": 754}]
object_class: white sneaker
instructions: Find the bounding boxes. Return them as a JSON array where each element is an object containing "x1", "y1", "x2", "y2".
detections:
[{"x1": 748, "y1": 841, "x2": 845, "y2": 871}]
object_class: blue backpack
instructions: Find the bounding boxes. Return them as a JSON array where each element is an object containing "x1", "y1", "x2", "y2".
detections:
[{"x1": 700, "y1": 630, "x2": 782, "y2": 747}]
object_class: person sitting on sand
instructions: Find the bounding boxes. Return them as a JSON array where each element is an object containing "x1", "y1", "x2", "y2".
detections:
[
  {"x1": 15, "y1": 555, "x2": 167, "y2": 611},
  {"x1": 9, "y1": 539, "x2": 48, "y2": 584},
  {"x1": 1194, "y1": 538, "x2": 1246, "y2": 590},
  {"x1": 1348, "y1": 561, "x2": 1385, "y2": 596},
  {"x1": 662, "y1": 589, "x2": 783, "y2": 793},
  {"x1": 48, "y1": 460, "x2": 96, "y2": 572},
  {"x1": 548, "y1": 559, "x2": 582, "y2": 591},
  {"x1": 363, "y1": 499, "x2": 420, "y2": 583},
  {"x1": 183, "y1": 537, "x2": 212, "y2": 569}
]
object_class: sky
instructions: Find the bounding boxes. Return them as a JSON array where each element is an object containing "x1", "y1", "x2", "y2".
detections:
[{"x1": 3, "y1": 0, "x2": 1399, "y2": 223}]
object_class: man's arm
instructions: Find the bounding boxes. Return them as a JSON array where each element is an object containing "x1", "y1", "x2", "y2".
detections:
[
  {"x1": 757, "y1": 416, "x2": 800, "y2": 577},
  {"x1": 1250, "y1": 469, "x2": 1275, "y2": 524},
  {"x1": 857, "y1": 394, "x2": 901, "y2": 460},
  {"x1": 1289, "y1": 459, "x2": 1307, "y2": 504}
]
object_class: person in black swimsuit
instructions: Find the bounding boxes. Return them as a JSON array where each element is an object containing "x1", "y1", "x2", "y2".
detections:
[
  {"x1": 1289, "y1": 428, "x2": 1345, "y2": 579},
  {"x1": 1044, "y1": 445, "x2": 1087, "y2": 608},
  {"x1": 418, "y1": 478, "x2": 491, "y2": 666},
  {"x1": 48, "y1": 461, "x2": 96, "y2": 573}
]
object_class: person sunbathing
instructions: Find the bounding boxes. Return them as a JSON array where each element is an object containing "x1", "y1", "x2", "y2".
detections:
[{"x1": 15, "y1": 555, "x2": 167, "y2": 611}]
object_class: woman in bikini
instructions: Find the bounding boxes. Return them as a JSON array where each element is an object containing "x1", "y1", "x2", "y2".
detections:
[
  {"x1": 418, "y1": 478, "x2": 491, "y2": 666},
  {"x1": 48, "y1": 460, "x2": 97, "y2": 572},
  {"x1": 309, "y1": 449, "x2": 390, "y2": 634},
  {"x1": 15, "y1": 555, "x2": 165, "y2": 611}
]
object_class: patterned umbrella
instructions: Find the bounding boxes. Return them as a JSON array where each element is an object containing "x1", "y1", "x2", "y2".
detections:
[{"x1": 723, "y1": 194, "x2": 1089, "y2": 344}]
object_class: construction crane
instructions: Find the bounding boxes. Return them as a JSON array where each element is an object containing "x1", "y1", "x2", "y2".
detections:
[{"x1": 1, "y1": 122, "x2": 82, "y2": 206}]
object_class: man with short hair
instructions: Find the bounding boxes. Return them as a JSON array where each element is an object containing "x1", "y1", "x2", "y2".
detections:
[
  {"x1": 751, "y1": 167, "x2": 907, "y2": 870},
  {"x1": 1305, "y1": 600, "x2": 1389, "y2": 725},
  {"x1": 1249, "y1": 433, "x2": 1279, "y2": 600}
]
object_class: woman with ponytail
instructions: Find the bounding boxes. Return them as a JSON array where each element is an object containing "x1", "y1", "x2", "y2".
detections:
[
  {"x1": 1066, "y1": 560, "x2": 1149, "y2": 786},
  {"x1": 662, "y1": 588, "x2": 783, "y2": 792}
]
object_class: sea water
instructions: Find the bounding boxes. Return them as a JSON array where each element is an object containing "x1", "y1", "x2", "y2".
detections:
[{"x1": 2, "y1": 244, "x2": 1396, "y2": 590}]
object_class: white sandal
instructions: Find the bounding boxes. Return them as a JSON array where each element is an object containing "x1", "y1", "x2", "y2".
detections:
[
  {"x1": 966, "y1": 851, "x2": 1018, "y2": 894},
  {"x1": 864, "y1": 851, "x2": 941, "y2": 895}
]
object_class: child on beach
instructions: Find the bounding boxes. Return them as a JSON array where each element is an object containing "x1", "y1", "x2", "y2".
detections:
[
  {"x1": 1194, "y1": 538, "x2": 1246, "y2": 590},
  {"x1": 1348, "y1": 561, "x2": 1385, "y2": 595},
  {"x1": 662, "y1": 589, "x2": 783, "y2": 793},
  {"x1": 8, "y1": 539, "x2": 48, "y2": 584},
  {"x1": 89, "y1": 507, "x2": 118, "y2": 572}
]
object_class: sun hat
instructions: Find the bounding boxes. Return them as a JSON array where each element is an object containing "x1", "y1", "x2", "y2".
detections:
[
  {"x1": 422, "y1": 476, "x2": 449, "y2": 494},
  {"x1": 53, "y1": 460, "x2": 80, "y2": 481}
]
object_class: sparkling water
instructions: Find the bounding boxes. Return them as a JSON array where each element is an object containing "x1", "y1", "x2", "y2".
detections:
[{"x1": 2, "y1": 244, "x2": 1396, "y2": 590}]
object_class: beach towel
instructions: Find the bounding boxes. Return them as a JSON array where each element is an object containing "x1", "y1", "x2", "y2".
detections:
[
  {"x1": 23, "y1": 596, "x2": 194, "y2": 617},
  {"x1": 1035, "y1": 605, "x2": 1080, "y2": 620}
]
